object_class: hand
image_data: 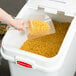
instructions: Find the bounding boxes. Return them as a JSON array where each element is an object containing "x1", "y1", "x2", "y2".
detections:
[
  {"x1": 0, "y1": 8, "x2": 26, "y2": 31},
  {"x1": 10, "y1": 18, "x2": 26, "y2": 31}
]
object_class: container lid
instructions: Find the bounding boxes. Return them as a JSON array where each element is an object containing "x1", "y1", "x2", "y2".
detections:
[{"x1": 27, "y1": 0, "x2": 76, "y2": 16}]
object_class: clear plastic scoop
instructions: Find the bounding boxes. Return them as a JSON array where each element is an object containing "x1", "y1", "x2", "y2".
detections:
[
  {"x1": 27, "y1": 14, "x2": 55, "y2": 39},
  {"x1": 26, "y1": 14, "x2": 55, "y2": 39}
]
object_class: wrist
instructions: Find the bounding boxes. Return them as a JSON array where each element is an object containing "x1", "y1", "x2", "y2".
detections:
[{"x1": 6, "y1": 16, "x2": 15, "y2": 27}]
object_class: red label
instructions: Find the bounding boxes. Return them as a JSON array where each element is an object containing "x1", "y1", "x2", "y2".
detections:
[{"x1": 17, "y1": 61, "x2": 32, "y2": 68}]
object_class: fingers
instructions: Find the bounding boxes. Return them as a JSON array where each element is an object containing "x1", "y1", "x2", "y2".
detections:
[
  {"x1": 16, "y1": 25, "x2": 26, "y2": 31},
  {"x1": 21, "y1": 21, "x2": 27, "y2": 31},
  {"x1": 13, "y1": 18, "x2": 27, "y2": 31}
]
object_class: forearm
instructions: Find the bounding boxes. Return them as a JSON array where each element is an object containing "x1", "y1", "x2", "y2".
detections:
[
  {"x1": 0, "y1": 8, "x2": 14, "y2": 26},
  {"x1": 0, "y1": 8, "x2": 26, "y2": 31}
]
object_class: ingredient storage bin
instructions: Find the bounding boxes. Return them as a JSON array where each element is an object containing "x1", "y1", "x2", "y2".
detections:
[{"x1": 1, "y1": 0, "x2": 76, "y2": 76}]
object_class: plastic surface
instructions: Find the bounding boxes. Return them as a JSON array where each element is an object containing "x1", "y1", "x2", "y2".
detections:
[
  {"x1": 27, "y1": 0, "x2": 76, "y2": 16},
  {"x1": 1, "y1": 0, "x2": 76, "y2": 76}
]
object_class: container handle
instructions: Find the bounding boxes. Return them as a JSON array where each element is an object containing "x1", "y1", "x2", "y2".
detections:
[
  {"x1": 1, "y1": 47, "x2": 36, "y2": 69},
  {"x1": 16, "y1": 60, "x2": 32, "y2": 68},
  {"x1": 15, "y1": 56, "x2": 36, "y2": 69}
]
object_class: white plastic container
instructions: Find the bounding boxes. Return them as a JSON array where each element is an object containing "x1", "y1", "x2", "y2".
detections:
[{"x1": 1, "y1": 0, "x2": 76, "y2": 76}]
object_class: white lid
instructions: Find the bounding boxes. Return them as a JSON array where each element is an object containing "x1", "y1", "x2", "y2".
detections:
[{"x1": 27, "y1": 0, "x2": 76, "y2": 16}]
